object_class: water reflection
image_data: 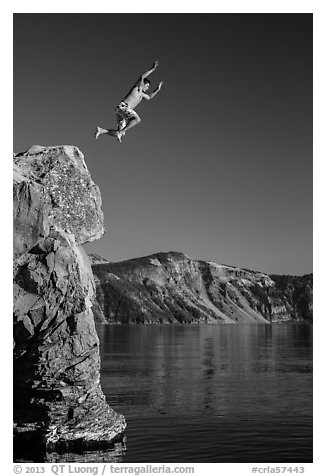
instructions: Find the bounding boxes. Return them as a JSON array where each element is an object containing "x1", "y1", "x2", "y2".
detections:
[
  {"x1": 45, "y1": 439, "x2": 127, "y2": 463},
  {"x1": 14, "y1": 438, "x2": 127, "y2": 463},
  {"x1": 98, "y1": 324, "x2": 312, "y2": 462}
]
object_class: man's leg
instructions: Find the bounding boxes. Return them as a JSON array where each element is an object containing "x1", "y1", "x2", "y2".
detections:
[
  {"x1": 116, "y1": 113, "x2": 141, "y2": 142},
  {"x1": 116, "y1": 114, "x2": 127, "y2": 132},
  {"x1": 95, "y1": 127, "x2": 116, "y2": 140}
]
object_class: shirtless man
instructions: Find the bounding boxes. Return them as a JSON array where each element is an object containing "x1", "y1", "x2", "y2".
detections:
[{"x1": 95, "y1": 60, "x2": 163, "y2": 142}]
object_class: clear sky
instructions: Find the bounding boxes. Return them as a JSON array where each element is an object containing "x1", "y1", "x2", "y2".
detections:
[{"x1": 13, "y1": 13, "x2": 312, "y2": 275}]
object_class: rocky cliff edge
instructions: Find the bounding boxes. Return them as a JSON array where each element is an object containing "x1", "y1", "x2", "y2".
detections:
[{"x1": 13, "y1": 145, "x2": 126, "y2": 454}]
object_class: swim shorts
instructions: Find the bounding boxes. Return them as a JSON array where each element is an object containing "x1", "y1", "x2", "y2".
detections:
[{"x1": 115, "y1": 101, "x2": 140, "y2": 121}]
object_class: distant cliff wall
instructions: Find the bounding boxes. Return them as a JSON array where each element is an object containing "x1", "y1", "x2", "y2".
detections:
[
  {"x1": 13, "y1": 145, "x2": 126, "y2": 452},
  {"x1": 92, "y1": 252, "x2": 312, "y2": 324},
  {"x1": 270, "y1": 274, "x2": 313, "y2": 322}
]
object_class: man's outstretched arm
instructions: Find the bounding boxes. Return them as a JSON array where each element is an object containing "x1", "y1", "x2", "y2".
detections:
[
  {"x1": 141, "y1": 60, "x2": 159, "y2": 80},
  {"x1": 142, "y1": 81, "x2": 164, "y2": 100},
  {"x1": 135, "y1": 61, "x2": 159, "y2": 90}
]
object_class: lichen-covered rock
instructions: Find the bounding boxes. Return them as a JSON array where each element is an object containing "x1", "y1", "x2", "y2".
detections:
[
  {"x1": 14, "y1": 145, "x2": 104, "y2": 258},
  {"x1": 13, "y1": 145, "x2": 126, "y2": 454}
]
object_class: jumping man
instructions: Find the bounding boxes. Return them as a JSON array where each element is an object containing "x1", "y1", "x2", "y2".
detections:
[{"x1": 95, "y1": 60, "x2": 163, "y2": 143}]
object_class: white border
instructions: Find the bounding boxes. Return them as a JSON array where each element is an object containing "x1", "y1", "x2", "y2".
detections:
[{"x1": 4, "y1": 1, "x2": 324, "y2": 474}]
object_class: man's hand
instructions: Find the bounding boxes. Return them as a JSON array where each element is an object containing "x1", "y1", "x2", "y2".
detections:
[
  {"x1": 158, "y1": 81, "x2": 164, "y2": 89},
  {"x1": 141, "y1": 61, "x2": 159, "y2": 81}
]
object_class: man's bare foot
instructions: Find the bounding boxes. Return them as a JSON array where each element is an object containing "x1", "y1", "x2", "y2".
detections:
[
  {"x1": 116, "y1": 130, "x2": 124, "y2": 143},
  {"x1": 95, "y1": 127, "x2": 102, "y2": 140}
]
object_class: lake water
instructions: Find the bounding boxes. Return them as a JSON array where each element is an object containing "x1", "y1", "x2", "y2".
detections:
[{"x1": 96, "y1": 324, "x2": 313, "y2": 463}]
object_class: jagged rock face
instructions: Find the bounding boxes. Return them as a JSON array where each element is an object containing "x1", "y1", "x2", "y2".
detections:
[
  {"x1": 13, "y1": 145, "x2": 126, "y2": 453},
  {"x1": 92, "y1": 252, "x2": 312, "y2": 324}
]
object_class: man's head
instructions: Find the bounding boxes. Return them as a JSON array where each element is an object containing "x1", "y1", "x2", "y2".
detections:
[{"x1": 143, "y1": 78, "x2": 151, "y2": 91}]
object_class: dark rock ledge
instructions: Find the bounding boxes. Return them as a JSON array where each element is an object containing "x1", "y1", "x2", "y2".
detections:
[{"x1": 13, "y1": 145, "x2": 126, "y2": 455}]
